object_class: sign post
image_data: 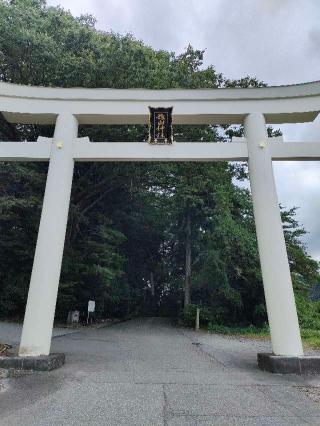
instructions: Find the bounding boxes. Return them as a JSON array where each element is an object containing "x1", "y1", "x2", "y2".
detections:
[{"x1": 87, "y1": 300, "x2": 95, "y2": 325}]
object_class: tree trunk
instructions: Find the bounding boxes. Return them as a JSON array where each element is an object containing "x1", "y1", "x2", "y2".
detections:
[{"x1": 184, "y1": 207, "x2": 192, "y2": 307}]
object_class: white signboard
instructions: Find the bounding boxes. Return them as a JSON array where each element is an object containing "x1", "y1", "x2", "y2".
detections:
[{"x1": 88, "y1": 300, "x2": 95, "y2": 313}]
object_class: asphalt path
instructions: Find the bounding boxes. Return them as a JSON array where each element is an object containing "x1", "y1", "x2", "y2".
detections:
[
  {"x1": 0, "y1": 322, "x2": 77, "y2": 346},
  {"x1": 1, "y1": 318, "x2": 320, "y2": 425}
]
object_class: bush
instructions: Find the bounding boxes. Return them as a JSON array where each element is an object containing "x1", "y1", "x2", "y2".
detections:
[
  {"x1": 207, "y1": 323, "x2": 269, "y2": 336},
  {"x1": 294, "y1": 277, "x2": 320, "y2": 329}
]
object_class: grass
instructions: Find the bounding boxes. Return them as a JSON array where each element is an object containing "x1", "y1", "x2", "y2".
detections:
[
  {"x1": 207, "y1": 323, "x2": 270, "y2": 339},
  {"x1": 207, "y1": 323, "x2": 320, "y2": 350},
  {"x1": 300, "y1": 329, "x2": 320, "y2": 350}
]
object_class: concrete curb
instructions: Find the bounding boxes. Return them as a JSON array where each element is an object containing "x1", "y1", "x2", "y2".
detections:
[
  {"x1": 0, "y1": 353, "x2": 65, "y2": 372},
  {"x1": 258, "y1": 352, "x2": 320, "y2": 374}
]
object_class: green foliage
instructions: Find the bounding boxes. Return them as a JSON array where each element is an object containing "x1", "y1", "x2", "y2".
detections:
[
  {"x1": 204, "y1": 277, "x2": 320, "y2": 350},
  {"x1": 293, "y1": 275, "x2": 320, "y2": 330},
  {"x1": 0, "y1": 0, "x2": 319, "y2": 325},
  {"x1": 207, "y1": 323, "x2": 269, "y2": 337}
]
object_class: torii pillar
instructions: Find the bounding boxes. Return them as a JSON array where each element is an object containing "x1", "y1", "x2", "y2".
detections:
[
  {"x1": 19, "y1": 113, "x2": 78, "y2": 357},
  {"x1": 245, "y1": 113, "x2": 304, "y2": 359}
]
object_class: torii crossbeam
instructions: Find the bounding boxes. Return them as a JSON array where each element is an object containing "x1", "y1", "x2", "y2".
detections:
[{"x1": 1, "y1": 81, "x2": 320, "y2": 373}]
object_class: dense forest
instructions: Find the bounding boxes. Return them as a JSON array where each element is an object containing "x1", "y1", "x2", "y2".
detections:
[{"x1": 0, "y1": 0, "x2": 319, "y2": 330}]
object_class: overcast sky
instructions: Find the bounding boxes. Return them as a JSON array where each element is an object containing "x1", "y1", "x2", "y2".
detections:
[{"x1": 48, "y1": 0, "x2": 320, "y2": 260}]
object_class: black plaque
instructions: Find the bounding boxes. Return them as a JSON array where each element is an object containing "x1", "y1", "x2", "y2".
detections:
[{"x1": 148, "y1": 107, "x2": 173, "y2": 144}]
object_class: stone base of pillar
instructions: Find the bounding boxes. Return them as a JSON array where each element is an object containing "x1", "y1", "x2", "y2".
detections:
[
  {"x1": 0, "y1": 353, "x2": 65, "y2": 371},
  {"x1": 258, "y1": 353, "x2": 320, "y2": 374}
]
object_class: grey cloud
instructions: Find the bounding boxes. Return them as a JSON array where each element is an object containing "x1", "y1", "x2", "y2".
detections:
[
  {"x1": 308, "y1": 29, "x2": 320, "y2": 54},
  {"x1": 89, "y1": 0, "x2": 193, "y2": 53},
  {"x1": 48, "y1": 1, "x2": 320, "y2": 84}
]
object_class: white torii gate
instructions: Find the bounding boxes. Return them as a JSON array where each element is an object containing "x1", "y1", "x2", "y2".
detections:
[{"x1": 1, "y1": 81, "x2": 320, "y2": 361}]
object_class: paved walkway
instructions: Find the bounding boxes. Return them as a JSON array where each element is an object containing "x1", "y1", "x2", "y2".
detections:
[
  {"x1": 1, "y1": 318, "x2": 320, "y2": 425},
  {"x1": 0, "y1": 321, "x2": 77, "y2": 346}
]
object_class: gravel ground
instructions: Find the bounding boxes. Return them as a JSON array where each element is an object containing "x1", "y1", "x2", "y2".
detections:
[{"x1": 1, "y1": 318, "x2": 320, "y2": 425}]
